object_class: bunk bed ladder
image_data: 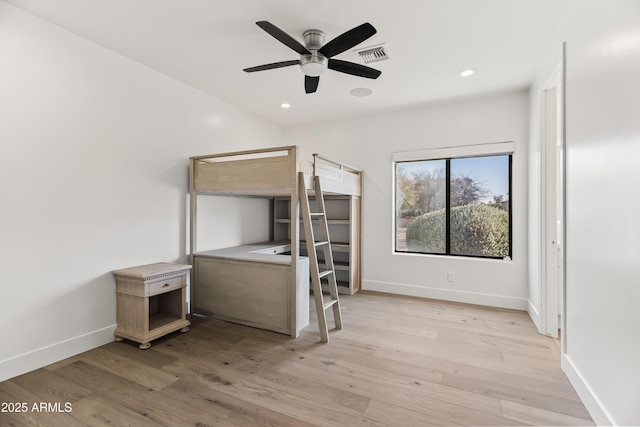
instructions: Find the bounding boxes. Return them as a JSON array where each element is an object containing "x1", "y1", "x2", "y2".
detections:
[{"x1": 298, "y1": 172, "x2": 343, "y2": 343}]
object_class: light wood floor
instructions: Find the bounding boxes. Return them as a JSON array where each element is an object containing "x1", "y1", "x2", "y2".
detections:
[{"x1": 0, "y1": 291, "x2": 594, "y2": 426}]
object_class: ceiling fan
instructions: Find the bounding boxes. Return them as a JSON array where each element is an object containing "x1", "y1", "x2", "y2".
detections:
[{"x1": 243, "y1": 21, "x2": 382, "y2": 94}]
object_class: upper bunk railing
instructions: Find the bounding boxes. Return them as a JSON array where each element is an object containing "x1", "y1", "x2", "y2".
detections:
[
  {"x1": 312, "y1": 153, "x2": 362, "y2": 197},
  {"x1": 190, "y1": 146, "x2": 298, "y2": 196}
]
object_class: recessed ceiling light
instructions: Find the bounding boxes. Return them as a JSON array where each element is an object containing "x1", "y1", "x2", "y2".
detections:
[
  {"x1": 280, "y1": 102, "x2": 291, "y2": 109},
  {"x1": 460, "y1": 69, "x2": 475, "y2": 77},
  {"x1": 349, "y1": 87, "x2": 373, "y2": 97}
]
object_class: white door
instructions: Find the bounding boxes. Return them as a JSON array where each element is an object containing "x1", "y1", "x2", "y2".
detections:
[{"x1": 540, "y1": 70, "x2": 564, "y2": 338}]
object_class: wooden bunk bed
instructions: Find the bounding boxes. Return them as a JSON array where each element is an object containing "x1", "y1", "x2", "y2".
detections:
[{"x1": 189, "y1": 145, "x2": 362, "y2": 337}]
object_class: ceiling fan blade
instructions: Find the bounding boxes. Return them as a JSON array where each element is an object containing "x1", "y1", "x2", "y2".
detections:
[
  {"x1": 256, "y1": 21, "x2": 310, "y2": 55},
  {"x1": 243, "y1": 60, "x2": 300, "y2": 73},
  {"x1": 318, "y1": 23, "x2": 377, "y2": 58},
  {"x1": 328, "y1": 59, "x2": 381, "y2": 79},
  {"x1": 305, "y1": 76, "x2": 320, "y2": 94}
]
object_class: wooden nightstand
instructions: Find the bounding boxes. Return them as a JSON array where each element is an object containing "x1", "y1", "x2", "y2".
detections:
[{"x1": 112, "y1": 262, "x2": 191, "y2": 349}]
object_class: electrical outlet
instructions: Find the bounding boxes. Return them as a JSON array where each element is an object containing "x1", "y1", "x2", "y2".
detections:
[{"x1": 447, "y1": 271, "x2": 455, "y2": 282}]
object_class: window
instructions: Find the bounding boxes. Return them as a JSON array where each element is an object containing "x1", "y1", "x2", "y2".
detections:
[{"x1": 394, "y1": 144, "x2": 512, "y2": 259}]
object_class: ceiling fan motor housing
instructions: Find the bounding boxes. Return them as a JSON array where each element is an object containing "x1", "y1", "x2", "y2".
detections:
[{"x1": 302, "y1": 29, "x2": 324, "y2": 50}]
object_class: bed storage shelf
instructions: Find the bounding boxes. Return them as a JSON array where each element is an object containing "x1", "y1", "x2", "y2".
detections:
[
  {"x1": 189, "y1": 146, "x2": 362, "y2": 337},
  {"x1": 273, "y1": 195, "x2": 360, "y2": 295}
]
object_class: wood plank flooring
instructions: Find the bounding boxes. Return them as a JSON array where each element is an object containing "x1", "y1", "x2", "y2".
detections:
[{"x1": 0, "y1": 291, "x2": 594, "y2": 426}]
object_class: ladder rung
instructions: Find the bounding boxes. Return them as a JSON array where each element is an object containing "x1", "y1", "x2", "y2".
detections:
[
  {"x1": 323, "y1": 299, "x2": 338, "y2": 310},
  {"x1": 310, "y1": 212, "x2": 325, "y2": 217},
  {"x1": 314, "y1": 241, "x2": 329, "y2": 247},
  {"x1": 318, "y1": 269, "x2": 333, "y2": 279}
]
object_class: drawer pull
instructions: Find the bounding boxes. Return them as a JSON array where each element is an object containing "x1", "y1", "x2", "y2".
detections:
[{"x1": 163, "y1": 283, "x2": 170, "y2": 288}]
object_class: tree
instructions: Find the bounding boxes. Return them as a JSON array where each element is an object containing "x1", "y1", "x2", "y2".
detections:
[
  {"x1": 396, "y1": 165, "x2": 445, "y2": 217},
  {"x1": 413, "y1": 169, "x2": 446, "y2": 214},
  {"x1": 488, "y1": 194, "x2": 507, "y2": 211},
  {"x1": 450, "y1": 173, "x2": 489, "y2": 207}
]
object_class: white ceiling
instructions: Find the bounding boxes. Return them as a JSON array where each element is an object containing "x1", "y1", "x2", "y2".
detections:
[{"x1": 5, "y1": 0, "x2": 572, "y2": 126}]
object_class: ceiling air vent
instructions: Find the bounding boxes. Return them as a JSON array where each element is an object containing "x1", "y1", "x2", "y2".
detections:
[{"x1": 355, "y1": 44, "x2": 389, "y2": 64}]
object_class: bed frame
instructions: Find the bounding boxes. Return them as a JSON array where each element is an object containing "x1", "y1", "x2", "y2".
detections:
[{"x1": 189, "y1": 145, "x2": 362, "y2": 337}]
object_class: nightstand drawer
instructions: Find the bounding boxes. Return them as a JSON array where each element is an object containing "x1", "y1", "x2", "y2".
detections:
[{"x1": 148, "y1": 275, "x2": 184, "y2": 295}]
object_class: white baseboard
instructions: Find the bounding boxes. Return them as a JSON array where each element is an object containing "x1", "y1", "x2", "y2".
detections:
[
  {"x1": 562, "y1": 353, "x2": 615, "y2": 426},
  {"x1": 527, "y1": 299, "x2": 542, "y2": 332},
  {"x1": 0, "y1": 325, "x2": 116, "y2": 382},
  {"x1": 362, "y1": 279, "x2": 528, "y2": 310}
]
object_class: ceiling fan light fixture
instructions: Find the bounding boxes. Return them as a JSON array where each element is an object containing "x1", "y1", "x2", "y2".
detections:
[{"x1": 300, "y1": 53, "x2": 328, "y2": 77}]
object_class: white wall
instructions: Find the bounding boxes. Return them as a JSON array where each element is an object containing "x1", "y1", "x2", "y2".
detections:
[
  {"x1": 555, "y1": 1, "x2": 640, "y2": 425},
  {"x1": 0, "y1": 2, "x2": 281, "y2": 381},
  {"x1": 285, "y1": 91, "x2": 529, "y2": 309}
]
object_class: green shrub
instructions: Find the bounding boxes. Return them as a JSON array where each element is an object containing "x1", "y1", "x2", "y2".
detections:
[{"x1": 406, "y1": 204, "x2": 509, "y2": 258}]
